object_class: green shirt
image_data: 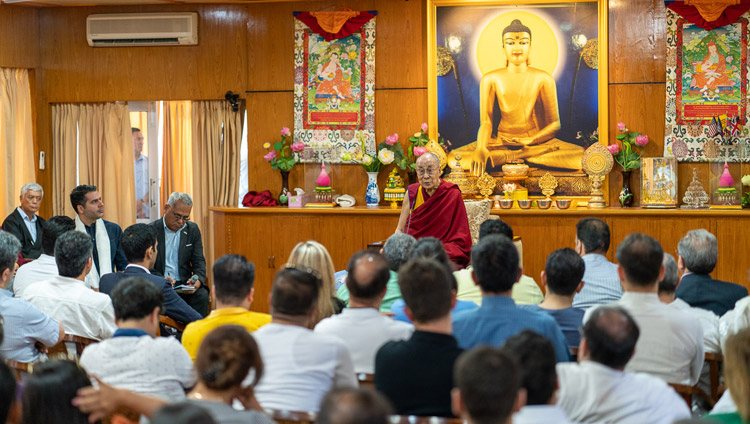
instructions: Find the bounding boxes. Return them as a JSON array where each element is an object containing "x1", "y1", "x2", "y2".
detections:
[
  {"x1": 455, "y1": 266, "x2": 544, "y2": 306},
  {"x1": 337, "y1": 270, "x2": 402, "y2": 313},
  {"x1": 706, "y1": 413, "x2": 746, "y2": 424}
]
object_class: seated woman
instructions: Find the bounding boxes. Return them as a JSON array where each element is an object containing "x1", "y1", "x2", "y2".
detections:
[
  {"x1": 287, "y1": 241, "x2": 344, "y2": 327},
  {"x1": 22, "y1": 360, "x2": 92, "y2": 424}
]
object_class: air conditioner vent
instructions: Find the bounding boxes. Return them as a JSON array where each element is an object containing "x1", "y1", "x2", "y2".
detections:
[{"x1": 86, "y1": 13, "x2": 198, "y2": 47}]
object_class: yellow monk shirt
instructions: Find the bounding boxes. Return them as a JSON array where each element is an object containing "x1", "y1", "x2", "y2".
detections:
[{"x1": 181, "y1": 307, "x2": 272, "y2": 361}]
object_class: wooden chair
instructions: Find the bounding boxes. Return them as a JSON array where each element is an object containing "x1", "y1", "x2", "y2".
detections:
[
  {"x1": 705, "y1": 351, "x2": 725, "y2": 404},
  {"x1": 159, "y1": 315, "x2": 186, "y2": 333},
  {"x1": 358, "y1": 373, "x2": 375, "y2": 390},
  {"x1": 389, "y1": 416, "x2": 466, "y2": 424},
  {"x1": 47, "y1": 334, "x2": 98, "y2": 358},
  {"x1": 5, "y1": 359, "x2": 33, "y2": 380},
  {"x1": 569, "y1": 347, "x2": 579, "y2": 361},
  {"x1": 669, "y1": 383, "x2": 713, "y2": 408},
  {"x1": 102, "y1": 407, "x2": 141, "y2": 424},
  {"x1": 267, "y1": 409, "x2": 317, "y2": 424}
]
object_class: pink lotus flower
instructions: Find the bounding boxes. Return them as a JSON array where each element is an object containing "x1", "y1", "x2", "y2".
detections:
[
  {"x1": 281, "y1": 127, "x2": 291, "y2": 137},
  {"x1": 291, "y1": 142, "x2": 305, "y2": 153},
  {"x1": 413, "y1": 146, "x2": 428, "y2": 157},
  {"x1": 635, "y1": 134, "x2": 649, "y2": 147},
  {"x1": 607, "y1": 144, "x2": 620, "y2": 155},
  {"x1": 385, "y1": 133, "x2": 399, "y2": 146},
  {"x1": 617, "y1": 122, "x2": 626, "y2": 132},
  {"x1": 263, "y1": 151, "x2": 276, "y2": 162},
  {"x1": 421, "y1": 122, "x2": 428, "y2": 132}
]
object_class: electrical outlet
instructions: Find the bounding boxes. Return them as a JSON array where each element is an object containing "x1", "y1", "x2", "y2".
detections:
[{"x1": 39, "y1": 151, "x2": 45, "y2": 170}]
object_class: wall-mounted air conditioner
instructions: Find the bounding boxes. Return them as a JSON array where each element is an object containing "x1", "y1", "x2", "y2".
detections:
[{"x1": 86, "y1": 12, "x2": 198, "y2": 47}]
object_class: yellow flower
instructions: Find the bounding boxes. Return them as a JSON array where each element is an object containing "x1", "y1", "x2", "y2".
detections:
[
  {"x1": 263, "y1": 143, "x2": 270, "y2": 149},
  {"x1": 348, "y1": 51, "x2": 357, "y2": 60}
]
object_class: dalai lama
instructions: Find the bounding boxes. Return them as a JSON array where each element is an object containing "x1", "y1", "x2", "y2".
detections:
[{"x1": 396, "y1": 152, "x2": 472, "y2": 268}]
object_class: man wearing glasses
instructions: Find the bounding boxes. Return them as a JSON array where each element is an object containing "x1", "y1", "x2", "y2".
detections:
[
  {"x1": 150, "y1": 192, "x2": 209, "y2": 316},
  {"x1": 395, "y1": 153, "x2": 472, "y2": 269}
]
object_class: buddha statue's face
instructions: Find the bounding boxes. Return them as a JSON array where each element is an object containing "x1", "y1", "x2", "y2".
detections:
[{"x1": 503, "y1": 32, "x2": 531, "y2": 66}]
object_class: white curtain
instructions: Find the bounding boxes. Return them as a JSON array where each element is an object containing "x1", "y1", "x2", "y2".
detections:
[{"x1": 0, "y1": 68, "x2": 35, "y2": 215}]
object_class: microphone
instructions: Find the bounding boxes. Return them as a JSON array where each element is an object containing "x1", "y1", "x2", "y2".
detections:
[{"x1": 189, "y1": 275, "x2": 200, "y2": 285}]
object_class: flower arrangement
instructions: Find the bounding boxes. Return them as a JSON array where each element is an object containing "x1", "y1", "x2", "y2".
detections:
[
  {"x1": 407, "y1": 122, "x2": 450, "y2": 171},
  {"x1": 263, "y1": 127, "x2": 304, "y2": 171},
  {"x1": 742, "y1": 174, "x2": 750, "y2": 208},
  {"x1": 343, "y1": 133, "x2": 410, "y2": 173},
  {"x1": 607, "y1": 122, "x2": 649, "y2": 171},
  {"x1": 502, "y1": 183, "x2": 517, "y2": 197}
]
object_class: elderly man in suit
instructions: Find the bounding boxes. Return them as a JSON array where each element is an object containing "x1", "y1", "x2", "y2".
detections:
[
  {"x1": 150, "y1": 192, "x2": 209, "y2": 316},
  {"x1": 2, "y1": 183, "x2": 46, "y2": 259}
]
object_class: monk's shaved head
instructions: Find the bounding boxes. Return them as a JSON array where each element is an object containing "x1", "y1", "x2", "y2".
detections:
[{"x1": 416, "y1": 152, "x2": 440, "y2": 167}]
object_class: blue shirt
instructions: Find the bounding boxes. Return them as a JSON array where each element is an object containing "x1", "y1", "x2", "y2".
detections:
[
  {"x1": 163, "y1": 218, "x2": 185, "y2": 281},
  {"x1": 17, "y1": 206, "x2": 38, "y2": 243},
  {"x1": 521, "y1": 305, "x2": 585, "y2": 348},
  {"x1": 452, "y1": 295, "x2": 570, "y2": 362},
  {"x1": 390, "y1": 298, "x2": 477, "y2": 324},
  {"x1": 135, "y1": 154, "x2": 149, "y2": 218},
  {"x1": 0, "y1": 288, "x2": 60, "y2": 362},
  {"x1": 572, "y1": 254, "x2": 622, "y2": 310}
]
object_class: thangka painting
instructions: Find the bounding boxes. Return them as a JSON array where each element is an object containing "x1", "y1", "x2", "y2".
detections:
[
  {"x1": 293, "y1": 11, "x2": 376, "y2": 163},
  {"x1": 664, "y1": 8, "x2": 750, "y2": 162}
]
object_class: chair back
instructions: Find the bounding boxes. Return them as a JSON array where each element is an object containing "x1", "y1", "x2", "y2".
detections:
[
  {"x1": 705, "y1": 351, "x2": 724, "y2": 405},
  {"x1": 358, "y1": 373, "x2": 375, "y2": 390},
  {"x1": 463, "y1": 199, "x2": 491, "y2": 245},
  {"x1": 267, "y1": 409, "x2": 317, "y2": 424},
  {"x1": 668, "y1": 382, "x2": 711, "y2": 408},
  {"x1": 5, "y1": 359, "x2": 33, "y2": 380},
  {"x1": 159, "y1": 315, "x2": 186, "y2": 333},
  {"x1": 47, "y1": 334, "x2": 98, "y2": 359}
]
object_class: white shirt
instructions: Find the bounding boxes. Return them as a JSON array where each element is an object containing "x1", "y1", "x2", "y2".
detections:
[
  {"x1": 556, "y1": 361, "x2": 690, "y2": 424},
  {"x1": 314, "y1": 307, "x2": 414, "y2": 373},
  {"x1": 22, "y1": 275, "x2": 117, "y2": 341},
  {"x1": 669, "y1": 297, "x2": 721, "y2": 353},
  {"x1": 514, "y1": 405, "x2": 577, "y2": 424},
  {"x1": 13, "y1": 254, "x2": 61, "y2": 297},
  {"x1": 573, "y1": 254, "x2": 622, "y2": 310},
  {"x1": 253, "y1": 323, "x2": 357, "y2": 412},
  {"x1": 80, "y1": 332, "x2": 195, "y2": 401},
  {"x1": 584, "y1": 292, "x2": 704, "y2": 385},
  {"x1": 719, "y1": 295, "x2": 750, "y2": 351}
]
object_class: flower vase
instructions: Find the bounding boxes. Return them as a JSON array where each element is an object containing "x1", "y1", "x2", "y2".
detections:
[
  {"x1": 619, "y1": 170, "x2": 634, "y2": 207},
  {"x1": 279, "y1": 170, "x2": 290, "y2": 206},
  {"x1": 365, "y1": 171, "x2": 380, "y2": 207}
]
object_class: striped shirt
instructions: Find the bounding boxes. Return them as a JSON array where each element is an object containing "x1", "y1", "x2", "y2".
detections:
[{"x1": 573, "y1": 254, "x2": 622, "y2": 310}]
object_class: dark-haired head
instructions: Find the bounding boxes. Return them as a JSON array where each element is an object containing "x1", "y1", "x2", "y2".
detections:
[
  {"x1": 270, "y1": 267, "x2": 321, "y2": 317},
  {"x1": 318, "y1": 387, "x2": 393, "y2": 424},
  {"x1": 151, "y1": 402, "x2": 216, "y2": 424},
  {"x1": 41, "y1": 216, "x2": 75, "y2": 256},
  {"x1": 501, "y1": 330, "x2": 556, "y2": 406},
  {"x1": 195, "y1": 325, "x2": 263, "y2": 391},
  {"x1": 576, "y1": 218, "x2": 610, "y2": 254},
  {"x1": 213, "y1": 254, "x2": 256, "y2": 306},
  {"x1": 407, "y1": 237, "x2": 458, "y2": 290},
  {"x1": 398, "y1": 258, "x2": 453, "y2": 323},
  {"x1": 121, "y1": 224, "x2": 157, "y2": 264},
  {"x1": 69, "y1": 185, "x2": 97, "y2": 216},
  {"x1": 471, "y1": 234, "x2": 519, "y2": 294},
  {"x1": 111, "y1": 277, "x2": 164, "y2": 335},
  {"x1": 583, "y1": 306, "x2": 640, "y2": 370},
  {"x1": 479, "y1": 219, "x2": 513, "y2": 240},
  {"x1": 0, "y1": 232, "x2": 21, "y2": 285},
  {"x1": 21, "y1": 360, "x2": 91, "y2": 424},
  {"x1": 615, "y1": 233, "x2": 664, "y2": 287},
  {"x1": 544, "y1": 248, "x2": 585, "y2": 296},
  {"x1": 0, "y1": 360, "x2": 16, "y2": 424},
  {"x1": 54, "y1": 231, "x2": 92, "y2": 278}
]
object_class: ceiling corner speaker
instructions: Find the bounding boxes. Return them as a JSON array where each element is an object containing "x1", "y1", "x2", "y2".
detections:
[{"x1": 86, "y1": 12, "x2": 198, "y2": 47}]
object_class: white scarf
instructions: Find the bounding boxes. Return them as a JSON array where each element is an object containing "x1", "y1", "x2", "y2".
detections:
[{"x1": 75, "y1": 215, "x2": 111, "y2": 289}]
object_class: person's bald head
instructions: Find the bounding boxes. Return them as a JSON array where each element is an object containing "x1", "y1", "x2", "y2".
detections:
[
  {"x1": 416, "y1": 152, "x2": 440, "y2": 167},
  {"x1": 583, "y1": 306, "x2": 640, "y2": 370},
  {"x1": 345, "y1": 250, "x2": 390, "y2": 304}
]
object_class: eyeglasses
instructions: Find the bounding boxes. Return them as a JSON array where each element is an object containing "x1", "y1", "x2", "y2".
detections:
[
  {"x1": 171, "y1": 211, "x2": 190, "y2": 222},
  {"x1": 416, "y1": 167, "x2": 437, "y2": 176}
]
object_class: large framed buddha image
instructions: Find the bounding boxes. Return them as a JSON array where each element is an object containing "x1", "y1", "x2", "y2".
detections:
[{"x1": 427, "y1": 0, "x2": 609, "y2": 196}]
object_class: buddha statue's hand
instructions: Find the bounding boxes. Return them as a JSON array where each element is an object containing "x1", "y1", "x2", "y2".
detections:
[
  {"x1": 471, "y1": 146, "x2": 490, "y2": 176},
  {"x1": 508, "y1": 137, "x2": 536, "y2": 147}
]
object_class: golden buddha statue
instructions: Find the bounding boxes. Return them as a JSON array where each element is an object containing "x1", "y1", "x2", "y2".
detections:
[{"x1": 448, "y1": 19, "x2": 583, "y2": 176}]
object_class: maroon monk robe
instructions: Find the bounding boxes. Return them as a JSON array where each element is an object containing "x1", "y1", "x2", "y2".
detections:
[{"x1": 406, "y1": 180, "x2": 472, "y2": 269}]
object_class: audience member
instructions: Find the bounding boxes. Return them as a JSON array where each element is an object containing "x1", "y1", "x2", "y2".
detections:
[
  {"x1": 585, "y1": 233, "x2": 704, "y2": 385},
  {"x1": 0, "y1": 231, "x2": 63, "y2": 361},
  {"x1": 315, "y1": 251, "x2": 413, "y2": 374},
  {"x1": 0, "y1": 360, "x2": 18, "y2": 424},
  {"x1": 150, "y1": 192, "x2": 209, "y2": 317},
  {"x1": 375, "y1": 258, "x2": 463, "y2": 417},
  {"x1": 2, "y1": 183, "x2": 45, "y2": 259},
  {"x1": 99, "y1": 223, "x2": 201, "y2": 328},
  {"x1": 79, "y1": 277, "x2": 195, "y2": 401},
  {"x1": 452, "y1": 234, "x2": 569, "y2": 362},
  {"x1": 253, "y1": 267, "x2": 356, "y2": 412},
  {"x1": 22, "y1": 360, "x2": 93, "y2": 424},
  {"x1": 572, "y1": 217, "x2": 621, "y2": 309},
  {"x1": 522, "y1": 248, "x2": 585, "y2": 348},
  {"x1": 455, "y1": 219, "x2": 544, "y2": 306},
  {"x1": 13, "y1": 215, "x2": 75, "y2": 296},
  {"x1": 287, "y1": 240, "x2": 343, "y2": 327},
  {"x1": 708, "y1": 329, "x2": 750, "y2": 424},
  {"x1": 151, "y1": 403, "x2": 216, "y2": 424},
  {"x1": 23, "y1": 231, "x2": 116, "y2": 340},
  {"x1": 501, "y1": 330, "x2": 575, "y2": 424},
  {"x1": 317, "y1": 388, "x2": 393, "y2": 424},
  {"x1": 182, "y1": 254, "x2": 271, "y2": 361},
  {"x1": 675, "y1": 229, "x2": 748, "y2": 316},
  {"x1": 390, "y1": 237, "x2": 477, "y2": 323},
  {"x1": 336, "y1": 233, "x2": 416, "y2": 312},
  {"x1": 451, "y1": 346, "x2": 523, "y2": 424},
  {"x1": 71, "y1": 184, "x2": 128, "y2": 289},
  {"x1": 557, "y1": 306, "x2": 690, "y2": 423},
  {"x1": 133, "y1": 127, "x2": 150, "y2": 219},
  {"x1": 719, "y1": 295, "x2": 750, "y2": 352}
]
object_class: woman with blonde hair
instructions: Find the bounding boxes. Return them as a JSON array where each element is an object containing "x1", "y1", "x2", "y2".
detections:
[
  {"x1": 710, "y1": 328, "x2": 750, "y2": 423},
  {"x1": 287, "y1": 241, "x2": 343, "y2": 326}
]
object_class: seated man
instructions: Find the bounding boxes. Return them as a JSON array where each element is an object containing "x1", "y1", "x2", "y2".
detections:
[
  {"x1": 572, "y1": 217, "x2": 622, "y2": 309},
  {"x1": 0, "y1": 231, "x2": 63, "y2": 362},
  {"x1": 522, "y1": 248, "x2": 585, "y2": 348},
  {"x1": 318, "y1": 388, "x2": 393, "y2": 424},
  {"x1": 452, "y1": 235, "x2": 569, "y2": 362},
  {"x1": 676, "y1": 229, "x2": 748, "y2": 316},
  {"x1": 455, "y1": 219, "x2": 543, "y2": 306},
  {"x1": 253, "y1": 267, "x2": 357, "y2": 412},
  {"x1": 557, "y1": 306, "x2": 690, "y2": 423},
  {"x1": 451, "y1": 346, "x2": 523, "y2": 424},
  {"x1": 395, "y1": 153, "x2": 471, "y2": 268},
  {"x1": 315, "y1": 251, "x2": 413, "y2": 374},
  {"x1": 585, "y1": 233, "x2": 704, "y2": 385},
  {"x1": 80, "y1": 277, "x2": 195, "y2": 401},
  {"x1": 13, "y1": 216, "x2": 75, "y2": 297},
  {"x1": 337, "y1": 233, "x2": 416, "y2": 313},
  {"x1": 99, "y1": 224, "x2": 201, "y2": 330},
  {"x1": 2, "y1": 183, "x2": 45, "y2": 259},
  {"x1": 502, "y1": 331, "x2": 576, "y2": 424},
  {"x1": 375, "y1": 258, "x2": 463, "y2": 417},
  {"x1": 150, "y1": 192, "x2": 209, "y2": 317},
  {"x1": 181, "y1": 254, "x2": 271, "y2": 361},
  {"x1": 23, "y1": 231, "x2": 116, "y2": 340}
]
